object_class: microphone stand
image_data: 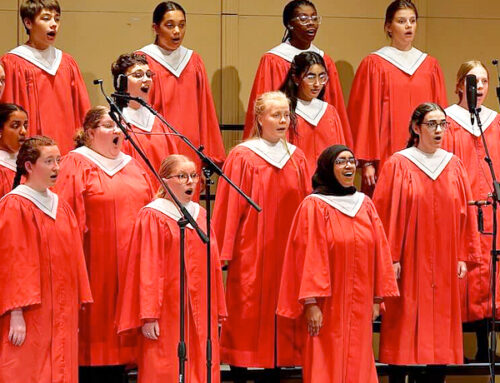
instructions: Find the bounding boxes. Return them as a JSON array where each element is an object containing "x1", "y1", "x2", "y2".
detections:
[
  {"x1": 112, "y1": 92, "x2": 262, "y2": 383},
  {"x1": 473, "y1": 107, "x2": 500, "y2": 383},
  {"x1": 493, "y1": 60, "x2": 500, "y2": 109},
  {"x1": 95, "y1": 81, "x2": 207, "y2": 383}
]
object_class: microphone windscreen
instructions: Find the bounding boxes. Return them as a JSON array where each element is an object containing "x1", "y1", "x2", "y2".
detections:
[{"x1": 466, "y1": 74, "x2": 477, "y2": 114}]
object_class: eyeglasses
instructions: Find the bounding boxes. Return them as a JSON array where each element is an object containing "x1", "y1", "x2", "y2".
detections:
[
  {"x1": 334, "y1": 157, "x2": 358, "y2": 167},
  {"x1": 420, "y1": 120, "x2": 450, "y2": 131},
  {"x1": 127, "y1": 70, "x2": 155, "y2": 80},
  {"x1": 292, "y1": 15, "x2": 322, "y2": 25},
  {"x1": 303, "y1": 73, "x2": 328, "y2": 85},
  {"x1": 167, "y1": 172, "x2": 200, "y2": 184}
]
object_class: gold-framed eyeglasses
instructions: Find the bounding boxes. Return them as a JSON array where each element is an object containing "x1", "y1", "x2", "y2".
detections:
[
  {"x1": 420, "y1": 120, "x2": 449, "y2": 131},
  {"x1": 127, "y1": 70, "x2": 155, "y2": 80},
  {"x1": 167, "y1": 172, "x2": 200, "y2": 184},
  {"x1": 292, "y1": 15, "x2": 322, "y2": 25}
]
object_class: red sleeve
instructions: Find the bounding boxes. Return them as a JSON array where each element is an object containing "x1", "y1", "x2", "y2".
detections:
[
  {"x1": 432, "y1": 58, "x2": 448, "y2": 108},
  {"x1": 323, "y1": 54, "x2": 352, "y2": 147},
  {"x1": 66, "y1": 54, "x2": 91, "y2": 131},
  {"x1": 372, "y1": 156, "x2": 411, "y2": 262},
  {"x1": 0, "y1": 54, "x2": 30, "y2": 110},
  {"x1": 347, "y1": 56, "x2": 383, "y2": 161}
]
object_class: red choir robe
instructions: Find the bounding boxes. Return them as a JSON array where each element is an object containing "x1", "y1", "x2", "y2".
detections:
[
  {"x1": 121, "y1": 105, "x2": 179, "y2": 189},
  {"x1": 213, "y1": 138, "x2": 311, "y2": 367},
  {"x1": 243, "y1": 42, "x2": 351, "y2": 143},
  {"x1": 1, "y1": 45, "x2": 90, "y2": 154},
  {"x1": 291, "y1": 99, "x2": 347, "y2": 174},
  {"x1": 138, "y1": 44, "x2": 226, "y2": 171},
  {"x1": 442, "y1": 104, "x2": 500, "y2": 321},
  {"x1": 277, "y1": 193, "x2": 399, "y2": 383},
  {"x1": 0, "y1": 185, "x2": 92, "y2": 383},
  {"x1": 373, "y1": 148, "x2": 481, "y2": 364},
  {"x1": 0, "y1": 149, "x2": 16, "y2": 197},
  {"x1": 348, "y1": 47, "x2": 447, "y2": 172},
  {"x1": 54, "y1": 146, "x2": 154, "y2": 366},
  {"x1": 117, "y1": 198, "x2": 227, "y2": 383}
]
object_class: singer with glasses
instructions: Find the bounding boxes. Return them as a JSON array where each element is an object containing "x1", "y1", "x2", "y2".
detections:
[
  {"x1": 348, "y1": 0, "x2": 447, "y2": 195},
  {"x1": 442, "y1": 60, "x2": 500, "y2": 362},
  {"x1": 136, "y1": 1, "x2": 226, "y2": 176},
  {"x1": 277, "y1": 144, "x2": 399, "y2": 383},
  {"x1": 54, "y1": 106, "x2": 154, "y2": 383},
  {"x1": 111, "y1": 52, "x2": 178, "y2": 188},
  {"x1": 117, "y1": 154, "x2": 227, "y2": 383},
  {"x1": 373, "y1": 103, "x2": 481, "y2": 383},
  {"x1": 213, "y1": 91, "x2": 310, "y2": 382},
  {"x1": 280, "y1": 52, "x2": 351, "y2": 174},
  {"x1": 243, "y1": 0, "x2": 350, "y2": 140}
]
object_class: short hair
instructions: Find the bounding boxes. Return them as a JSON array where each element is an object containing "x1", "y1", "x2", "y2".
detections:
[
  {"x1": 455, "y1": 60, "x2": 489, "y2": 102},
  {"x1": 20, "y1": 0, "x2": 61, "y2": 34},
  {"x1": 0, "y1": 103, "x2": 27, "y2": 132},
  {"x1": 111, "y1": 53, "x2": 148, "y2": 90},
  {"x1": 152, "y1": 1, "x2": 186, "y2": 25},
  {"x1": 406, "y1": 102, "x2": 446, "y2": 148},
  {"x1": 74, "y1": 106, "x2": 109, "y2": 148},
  {"x1": 384, "y1": 1, "x2": 418, "y2": 38}
]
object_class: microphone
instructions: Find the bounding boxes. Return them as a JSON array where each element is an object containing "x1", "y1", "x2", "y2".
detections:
[
  {"x1": 112, "y1": 74, "x2": 130, "y2": 111},
  {"x1": 466, "y1": 74, "x2": 477, "y2": 125},
  {"x1": 93, "y1": 79, "x2": 103, "y2": 85}
]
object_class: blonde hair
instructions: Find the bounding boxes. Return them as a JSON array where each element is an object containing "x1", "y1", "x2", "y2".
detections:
[
  {"x1": 249, "y1": 91, "x2": 291, "y2": 138},
  {"x1": 455, "y1": 60, "x2": 489, "y2": 102},
  {"x1": 156, "y1": 154, "x2": 195, "y2": 198},
  {"x1": 74, "y1": 106, "x2": 110, "y2": 148}
]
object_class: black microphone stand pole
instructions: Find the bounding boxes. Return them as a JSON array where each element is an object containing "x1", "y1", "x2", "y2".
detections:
[
  {"x1": 112, "y1": 92, "x2": 261, "y2": 383},
  {"x1": 95, "y1": 81, "x2": 208, "y2": 383},
  {"x1": 473, "y1": 108, "x2": 500, "y2": 383}
]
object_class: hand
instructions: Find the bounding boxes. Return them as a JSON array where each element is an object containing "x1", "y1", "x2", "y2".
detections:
[
  {"x1": 363, "y1": 164, "x2": 377, "y2": 186},
  {"x1": 142, "y1": 319, "x2": 160, "y2": 340},
  {"x1": 457, "y1": 261, "x2": 467, "y2": 279},
  {"x1": 372, "y1": 303, "x2": 380, "y2": 321},
  {"x1": 9, "y1": 309, "x2": 26, "y2": 346},
  {"x1": 393, "y1": 262, "x2": 401, "y2": 280},
  {"x1": 305, "y1": 304, "x2": 323, "y2": 337}
]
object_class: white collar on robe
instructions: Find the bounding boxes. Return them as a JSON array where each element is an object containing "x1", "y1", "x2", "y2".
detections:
[
  {"x1": 239, "y1": 138, "x2": 296, "y2": 169},
  {"x1": 138, "y1": 44, "x2": 193, "y2": 78},
  {"x1": 445, "y1": 104, "x2": 498, "y2": 137},
  {"x1": 122, "y1": 105, "x2": 155, "y2": 132},
  {"x1": 72, "y1": 146, "x2": 131, "y2": 177},
  {"x1": 0, "y1": 150, "x2": 17, "y2": 172},
  {"x1": 296, "y1": 98, "x2": 328, "y2": 126},
  {"x1": 308, "y1": 192, "x2": 365, "y2": 218},
  {"x1": 146, "y1": 197, "x2": 200, "y2": 229},
  {"x1": 267, "y1": 41, "x2": 324, "y2": 63},
  {"x1": 9, "y1": 45, "x2": 62, "y2": 76},
  {"x1": 372, "y1": 46, "x2": 427, "y2": 76},
  {"x1": 398, "y1": 147, "x2": 453, "y2": 180},
  {"x1": 8, "y1": 184, "x2": 58, "y2": 219}
]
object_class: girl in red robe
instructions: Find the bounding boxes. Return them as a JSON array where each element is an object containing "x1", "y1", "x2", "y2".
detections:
[
  {"x1": 280, "y1": 52, "x2": 350, "y2": 174},
  {"x1": 111, "y1": 52, "x2": 179, "y2": 189},
  {"x1": 137, "y1": 1, "x2": 226, "y2": 170},
  {"x1": 213, "y1": 91, "x2": 311, "y2": 381},
  {"x1": 0, "y1": 103, "x2": 28, "y2": 197},
  {"x1": 442, "y1": 60, "x2": 500, "y2": 361},
  {"x1": 348, "y1": 0, "x2": 447, "y2": 194},
  {"x1": 54, "y1": 106, "x2": 154, "y2": 383},
  {"x1": 243, "y1": 0, "x2": 349, "y2": 139},
  {"x1": 0, "y1": 136, "x2": 92, "y2": 383},
  {"x1": 117, "y1": 154, "x2": 227, "y2": 383},
  {"x1": 0, "y1": 0, "x2": 90, "y2": 155},
  {"x1": 373, "y1": 103, "x2": 481, "y2": 383},
  {"x1": 277, "y1": 144, "x2": 399, "y2": 383}
]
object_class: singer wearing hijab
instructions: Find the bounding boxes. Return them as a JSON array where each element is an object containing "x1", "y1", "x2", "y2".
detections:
[
  {"x1": 277, "y1": 145, "x2": 398, "y2": 383},
  {"x1": 373, "y1": 103, "x2": 480, "y2": 383},
  {"x1": 442, "y1": 60, "x2": 500, "y2": 361}
]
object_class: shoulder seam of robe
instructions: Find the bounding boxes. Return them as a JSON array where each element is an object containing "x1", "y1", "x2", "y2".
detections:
[
  {"x1": 445, "y1": 104, "x2": 497, "y2": 137},
  {"x1": 372, "y1": 46, "x2": 428, "y2": 76},
  {"x1": 7, "y1": 184, "x2": 58, "y2": 219},
  {"x1": 8, "y1": 45, "x2": 62, "y2": 76},
  {"x1": 308, "y1": 192, "x2": 365, "y2": 217},
  {"x1": 296, "y1": 98, "x2": 328, "y2": 126},
  {"x1": 139, "y1": 44, "x2": 193, "y2": 78},
  {"x1": 122, "y1": 105, "x2": 155, "y2": 132},
  {"x1": 0, "y1": 149, "x2": 17, "y2": 171},
  {"x1": 238, "y1": 138, "x2": 297, "y2": 169},
  {"x1": 145, "y1": 198, "x2": 200, "y2": 229},
  {"x1": 267, "y1": 42, "x2": 324, "y2": 63},
  {"x1": 397, "y1": 147, "x2": 453, "y2": 180},
  {"x1": 71, "y1": 146, "x2": 132, "y2": 177}
]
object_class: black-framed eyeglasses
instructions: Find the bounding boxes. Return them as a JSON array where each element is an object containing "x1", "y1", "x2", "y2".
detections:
[
  {"x1": 167, "y1": 172, "x2": 200, "y2": 184},
  {"x1": 334, "y1": 157, "x2": 358, "y2": 167},
  {"x1": 420, "y1": 120, "x2": 449, "y2": 131}
]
